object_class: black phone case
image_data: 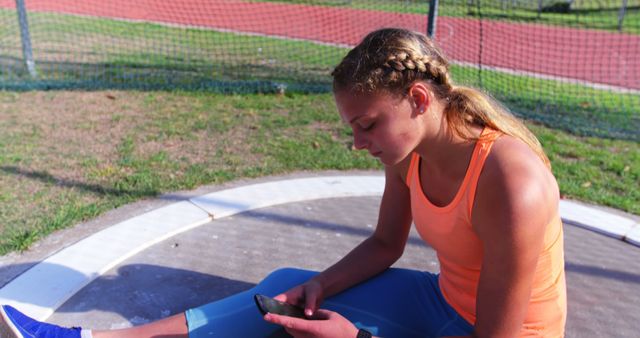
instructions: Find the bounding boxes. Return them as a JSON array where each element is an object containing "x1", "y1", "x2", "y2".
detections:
[{"x1": 254, "y1": 294, "x2": 306, "y2": 318}]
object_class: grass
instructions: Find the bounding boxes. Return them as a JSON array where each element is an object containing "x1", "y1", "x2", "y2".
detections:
[
  {"x1": 0, "y1": 3, "x2": 638, "y2": 254},
  {"x1": 447, "y1": 0, "x2": 640, "y2": 34},
  {"x1": 264, "y1": 0, "x2": 640, "y2": 34},
  {"x1": 1, "y1": 9, "x2": 637, "y2": 140},
  {"x1": 0, "y1": 90, "x2": 639, "y2": 256},
  {"x1": 0, "y1": 91, "x2": 376, "y2": 254},
  {"x1": 450, "y1": 65, "x2": 640, "y2": 140},
  {"x1": 531, "y1": 123, "x2": 640, "y2": 214},
  {"x1": 0, "y1": 9, "x2": 342, "y2": 88}
]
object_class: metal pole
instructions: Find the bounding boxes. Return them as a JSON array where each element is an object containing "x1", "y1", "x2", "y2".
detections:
[
  {"x1": 427, "y1": 0, "x2": 439, "y2": 38},
  {"x1": 537, "y1": 0, "x2": 543, "y2": 18},
  {"x1": 15, "y1": 0, "x2": 37, "y2": 78},
  {"x1": 618, "y1": 0, "x2": 628, "y2": 32}
]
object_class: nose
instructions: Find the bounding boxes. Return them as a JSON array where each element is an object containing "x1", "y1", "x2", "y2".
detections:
[{"x1": 352, "y1": 129, "x2": 369, "y2": 150}]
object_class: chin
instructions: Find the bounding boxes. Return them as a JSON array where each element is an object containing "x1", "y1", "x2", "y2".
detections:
[
  {"x1": 383, "y1": 150, "x2": 415, "y2": 166},
  {"x1": 378, "y1": 154, "x2": 401, "y2": 166}
]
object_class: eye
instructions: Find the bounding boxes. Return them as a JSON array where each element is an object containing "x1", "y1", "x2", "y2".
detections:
[{"x1": 360, "y1": 122, "x2": 375, "y2": 131}]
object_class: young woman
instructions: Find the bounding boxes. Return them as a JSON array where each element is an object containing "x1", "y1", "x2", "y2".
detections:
[{"x1": 1, "y1": 28, "x2": 566, "y2": 338}]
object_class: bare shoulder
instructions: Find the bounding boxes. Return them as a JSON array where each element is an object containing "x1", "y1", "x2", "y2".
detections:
[{"x1": 473, "y1": 135, "x2": 559, "y2": 234}]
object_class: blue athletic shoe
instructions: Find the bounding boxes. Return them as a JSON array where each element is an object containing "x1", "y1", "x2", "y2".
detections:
[{"x1": 0, "y1": 305, "x2": 82, "y2": 338}]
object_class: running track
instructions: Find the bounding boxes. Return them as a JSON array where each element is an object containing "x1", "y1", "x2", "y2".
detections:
[{"x1": 2, "y1": 0, "x2": 638, "y2": 90}]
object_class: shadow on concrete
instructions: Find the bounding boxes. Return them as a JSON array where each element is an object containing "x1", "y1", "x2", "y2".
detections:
[
  {"x1": 54, "y1": 263, "x2": 255, "y2": 321},
  {"x1": 2, "y1": 262, "x2": 245, "y2": 317},
  {"x1": 0, "y1": 262, "x2": 90, "y2": 306},
  {"x1": 1, "y1": 261, "x2": 293, "y2": 336},
  {"x1": 565, "y1": 261, "x2": 640, "y2": 285},
  {"x1": 241, "y1": 209, "x2": 430, "y2": 248},
  {"x1": 0, "y1": 262, "x2": 42, "y2": 288},
  {"x1": 0, "y1": 262, "x2": 250, "y2": 322}
]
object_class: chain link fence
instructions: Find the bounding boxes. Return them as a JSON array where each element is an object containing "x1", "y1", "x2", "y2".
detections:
[{"x1": 1, "y1": 0, "x2": 638, "y2": 140}]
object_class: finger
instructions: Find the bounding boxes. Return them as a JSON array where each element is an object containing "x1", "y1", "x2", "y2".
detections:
[
  {"x1": 274, "y1": 287, "x2": 302, "y2": 304},
  {"x1": 273, "y1": 293, "x2": 288, "y2": 302},
  {"x1": 264, "y1": 313, "x2": 314, "y2": 332},
  {"x1": 304, "y1": 289, "x2": 318, "y2": 317},
  {"x1": 274, "y1": 290, "x2": 298, "y2": 303},
  {"x1": 263, "y1": 313, "x2": 282, "y2": 325}
]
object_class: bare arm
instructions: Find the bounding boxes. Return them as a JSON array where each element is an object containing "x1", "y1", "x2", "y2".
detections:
[
  {"x1": 469, "y1": 139, "x2": 559, "y2": 338},
  {"x1": 313, "y1": 161, "x2": 414, "y2": 298}
]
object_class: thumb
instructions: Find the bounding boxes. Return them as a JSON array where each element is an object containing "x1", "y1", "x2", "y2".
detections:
[{"x1": 309, "y1": 308, "x2": 333, "y2": 320}]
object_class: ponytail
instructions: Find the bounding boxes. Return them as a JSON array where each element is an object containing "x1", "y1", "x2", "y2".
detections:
[{"x1": 446, "y1": 85, "x2": 551, "y2": 169}]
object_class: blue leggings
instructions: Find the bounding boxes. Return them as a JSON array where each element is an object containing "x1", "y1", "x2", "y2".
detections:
[{"x1": 185, "y1": 268, "x2": 473, "y2": 338}]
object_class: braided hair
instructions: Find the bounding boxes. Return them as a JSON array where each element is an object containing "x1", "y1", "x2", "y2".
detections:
[
  {"x1": 332, "y1": 28, "x2": 551, "y2": 168},
  {"x1": 332, "y1": 28, "x2": 452, "y2": 95}
]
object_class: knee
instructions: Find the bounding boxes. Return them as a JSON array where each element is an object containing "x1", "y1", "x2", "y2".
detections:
[
  {"x1": 253, "y1": 268, "x2": 318, "y2": 295},
  {"x1": 261, "y1": 267, "x2": 319, "y2": 286},
  {"x1": 264, "y1": 267, "x2": 309, "y2": 281}
]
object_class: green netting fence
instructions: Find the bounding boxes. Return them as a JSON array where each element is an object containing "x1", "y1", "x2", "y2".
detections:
[{"x1": 1, "y1": 0, "x2": 638, "y2": 140}]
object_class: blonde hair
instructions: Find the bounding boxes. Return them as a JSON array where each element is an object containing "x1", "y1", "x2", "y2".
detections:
[{"x1": 331, "y1": 28, "x2": 550, "y2": 168}]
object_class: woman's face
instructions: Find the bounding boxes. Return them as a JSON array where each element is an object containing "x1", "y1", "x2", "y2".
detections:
[{"x1": 334, "y1": 89, "x2": 425, "y2": 166}]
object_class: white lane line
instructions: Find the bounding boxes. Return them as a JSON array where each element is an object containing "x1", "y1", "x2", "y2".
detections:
[
  {"x1": 0, "y1": 175, "x2": 636, "y2": 322},
  {"x1": 624, "y1": 224, "x2": 640, "y2": 246},
  {"x1": 559, "y1": 200, "x2": 637, "y2": 240},
  {"x1": 190, "y1": 176, "x2": 385, "y2": 219}
]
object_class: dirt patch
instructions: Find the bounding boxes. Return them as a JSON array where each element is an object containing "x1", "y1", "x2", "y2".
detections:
[
  {"x1": 0, "y1": 90, "x2": 272, "y2": 250},
  {"x1": 0, "y1": 91, "x2": 148, "y2": 181},
  {"x1": 0, "y1": 90, "x2": 269, "y2": 186}
]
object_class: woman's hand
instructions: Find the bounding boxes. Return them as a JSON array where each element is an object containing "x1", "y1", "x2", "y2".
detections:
[
  {"x1": 274, "y1": 278, "x2": 325, "y2": 317},
  {"x1": 264, "y1": 309, "x2": 359, "y2": 338}
]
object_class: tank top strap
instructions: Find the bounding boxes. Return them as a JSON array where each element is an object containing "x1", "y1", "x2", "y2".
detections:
[
  {"x1": 465, "y1": 127, "x2": 502, "y2": 216},
  {"x1": 405, "y1": 152, "x2": 420, "y2": 187}
]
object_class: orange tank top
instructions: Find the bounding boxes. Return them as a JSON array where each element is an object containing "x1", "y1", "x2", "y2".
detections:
[{"x1": 405, "y1": 128, "x2": 567, "y2": 337}]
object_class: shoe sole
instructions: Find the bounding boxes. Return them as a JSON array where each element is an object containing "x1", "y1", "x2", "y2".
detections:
[{"x1": 0, "y1": 306, "x2": 21, "y2": 338}]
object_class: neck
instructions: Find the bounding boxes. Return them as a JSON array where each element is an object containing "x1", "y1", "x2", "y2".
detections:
[{"x1": 413, "y1": 113, "x2": 483, "y2": 177}]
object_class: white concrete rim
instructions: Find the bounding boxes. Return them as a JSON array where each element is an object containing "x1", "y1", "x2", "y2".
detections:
[{"x1": 0, "y1": 175, "x2": 637, "y2": 322}]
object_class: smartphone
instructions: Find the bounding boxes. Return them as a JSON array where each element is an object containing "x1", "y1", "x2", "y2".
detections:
[{"x1": 254, "y1": 294, "x2": 307, "y2": 319}]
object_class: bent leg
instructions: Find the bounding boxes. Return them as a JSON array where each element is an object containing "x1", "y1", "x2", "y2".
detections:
[
  {"x1": 187, "y1": 268, "x2": 316, "y2": 338},
  {"x1": 319, "y1": 268, "x2": 474, "y2": 338},
  {"x1": 185, "y1": 267, "x2": 472, "y2": 338},
  {"x1": 2, "y1": 267, "x2": 469, "y2": 338},
  {"x1": 66, "y1": 268, "x2": 312, "y2": 338}
]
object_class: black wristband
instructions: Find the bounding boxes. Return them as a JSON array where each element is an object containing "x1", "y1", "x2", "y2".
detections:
[{"x1": 356, "y1": 328, "x2": 373, "y2": 338}]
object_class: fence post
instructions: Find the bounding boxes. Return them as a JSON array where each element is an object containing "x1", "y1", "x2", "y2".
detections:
[
  {"x1": 537, "y1": 0, "x2": 543, "y2": 18},
  {"x1": 427, "y1": 0, "x2": 439, "y2": 38},
  {"x1": 15, "y1": 0, "x2": 37, "y2": 78},
  {"x1": 618, "y1": 0, "x2": 628, "y2": 32}
]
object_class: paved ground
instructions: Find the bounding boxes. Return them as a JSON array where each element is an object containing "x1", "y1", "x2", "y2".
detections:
[
  {"x1": 41, "y1": 196, "x2": 640, "y2": 337},
  {"x1": 1, "y1": 172, "x2": 639, "y2": 337}
]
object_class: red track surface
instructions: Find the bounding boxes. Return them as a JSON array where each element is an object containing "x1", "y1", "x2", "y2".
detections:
[{"x1": 2, "y1": 0, "x2": 638, "y2": 89}]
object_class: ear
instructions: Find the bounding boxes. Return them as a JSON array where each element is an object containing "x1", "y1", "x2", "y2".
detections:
[{"x1": 408, "y1": 82, "x2": 430, "y2": 115}]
